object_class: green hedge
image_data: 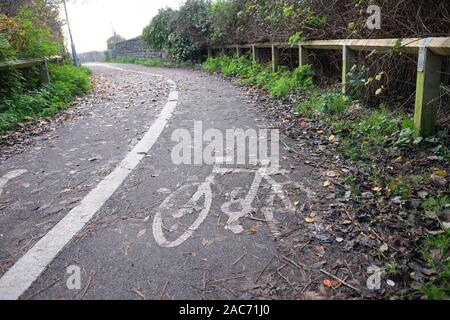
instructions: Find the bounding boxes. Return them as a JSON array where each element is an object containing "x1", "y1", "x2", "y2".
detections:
[{"x1": 0, "y1": 64, "x2": 91, "y2": 133}]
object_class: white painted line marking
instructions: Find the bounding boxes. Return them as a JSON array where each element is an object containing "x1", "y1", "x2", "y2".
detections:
[{"x1": 0, "y1": 64, "x2": 178, "y2": 300}]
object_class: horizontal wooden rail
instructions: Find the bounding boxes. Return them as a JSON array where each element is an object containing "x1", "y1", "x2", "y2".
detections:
[
  {"x1": 0, "y1": 56, "x2": 63, "y2": 85},
  {"x1": 212, "y1": 38, "x2": 450, "y2": 55},
  {"x1": 209, "y1": 37, "x2": 450, "y2": 137}
]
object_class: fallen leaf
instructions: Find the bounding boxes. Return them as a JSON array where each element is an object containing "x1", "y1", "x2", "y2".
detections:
[
  {"x1": 433, "y1": 170, "x2": 448, "y2": 177},
  {"x1": 305, "y1": 217, "x2": 315, "y2": 223},
  {"x1": 418, "y1": 190, "x2": 428, "y2": 199},
  {"x1": 298, "y1": 291, "x2": 325, "y2": 300},
  {"x1": 379, "y1": 243, "x2": 389, "y2": 253},
  {"x1": 325, "y1": 170, "x2": 339, "y2": 177},
  {"x1": 323, "y1": 180, "x2": 332, "y2": 187},
  {"x1": 314, "y1": 245, "x2": 325, "y2": 256},
  {"x1": 372, "y1": 187, "x2": 382, "y2": 193},
  {"x1": 386, "y1": 280, "x2": 395, "y2": 287},
  {"x1": 323, "y1": 279, "x2": 333, "y2": 287},
  {"x1": 249, "y1": 226, "x2": 258, "y2": 233}
]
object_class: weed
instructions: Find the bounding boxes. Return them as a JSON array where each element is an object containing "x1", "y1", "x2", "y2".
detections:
[{"x1": 203, "y1": 55, "x2": 313, "y2": 99}]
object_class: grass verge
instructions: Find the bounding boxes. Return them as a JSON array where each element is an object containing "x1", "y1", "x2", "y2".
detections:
[
  {"x1": 0, "y1": 64, "x2": 91, "y2": 135},
  {"x1": 108, "y1": 56, "x2": 165, "y2": 67}
]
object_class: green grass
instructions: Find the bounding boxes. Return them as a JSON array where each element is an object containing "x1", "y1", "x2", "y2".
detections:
[
  {"x1": 330, "y1": 107, "x2": 404, "y2": 161},
  {"x1": 202, "y1": 55, "x2": 313, "y2": 99},
  {"x1": 297, "y1": 91, "x2": 350, "y2": 117},
  {"x1": 0, "y1": 64, "x2": 91, "y2": 133},
  {"x1": 419, "y1": 230, "x2": 450, "y2": 300},
  {"x1": 110, "y1": 56, "x2": 165, "y2": 67}
]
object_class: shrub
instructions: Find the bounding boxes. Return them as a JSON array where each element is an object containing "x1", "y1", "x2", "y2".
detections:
[
  {"x1": 203, "y1": 55, "x2": 313, "y2": 99},
  {"x1": 142, "y1": 8, "x2": 177, "y2": 50},
  {"x1": 13, "y1": 9, "x2": 61, "y2": 59},
  {"x1": 142, "y1": 1, "x2": 210, "y2": 62},
  {"x1": 297, "y1": 91, "x2": 350, "y2": 117},
  {"x1": 269, "y1": 65, "x2": 313, "y2": 98},
  {"x1": 0, "y1": 64, "x2": 91, "y2": 133}
]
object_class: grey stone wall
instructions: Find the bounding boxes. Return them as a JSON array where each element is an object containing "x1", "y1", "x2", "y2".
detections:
[{"x1": 110, "y1": 36, "x2": 166, "y2": 60}]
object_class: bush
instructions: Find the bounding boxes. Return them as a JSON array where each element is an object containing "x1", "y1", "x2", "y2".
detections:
[
  {"x1": 0, "y1": 9, "x2": 61, "y2": 61},
  {"x1": 142, "y1": 1, "x2": 209, "y2": 63},
  {"x1": 0, "y1": 64, "x2": 91, "y2": 133},
  {"x1": 142, "y1": 8, "x2": 177, "y2": 50},
  {"x1": 202, "y1": 55, "x2": 313, "y2": 99},
  {"x1": 269, "y1": 65, "x2": 313, "y2": 98},
  {"x1": 297, "y1": 91, "x2": 350, "y2": 117}
]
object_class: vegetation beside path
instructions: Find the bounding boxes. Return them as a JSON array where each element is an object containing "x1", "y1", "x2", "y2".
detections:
[
  {"x1": 0, "y1": 4, "x2": 91, "y2": 138},
  {"x1": 203, "y1": 54, "x2": 450, "y2": 300}
]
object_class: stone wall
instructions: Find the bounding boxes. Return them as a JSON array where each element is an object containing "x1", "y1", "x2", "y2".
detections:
[{"x1": 110, "y1": 36, "x2": 166, "y2": 60}]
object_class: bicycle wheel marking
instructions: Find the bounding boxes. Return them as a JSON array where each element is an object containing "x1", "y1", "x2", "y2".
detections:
[{"x1": 153, "y1": 181, "x2": 213, "y2": 248}]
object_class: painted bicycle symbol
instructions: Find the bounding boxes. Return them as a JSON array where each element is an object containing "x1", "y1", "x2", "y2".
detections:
[{"x1": 152, "y1": 159, "x2": 316, "y2": 248}]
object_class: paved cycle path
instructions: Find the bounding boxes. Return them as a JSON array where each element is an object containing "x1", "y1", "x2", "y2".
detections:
[{"x1": 0, "y1": 63, "x2": 318, "y2": 299}]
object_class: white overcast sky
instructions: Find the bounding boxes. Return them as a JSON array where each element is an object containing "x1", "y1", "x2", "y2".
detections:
[{"x1": 61, "y1": 0, "x2": 181, "y2": 53}]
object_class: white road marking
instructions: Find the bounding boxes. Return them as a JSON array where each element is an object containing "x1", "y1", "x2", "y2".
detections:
[
  {"x1": 0, "y1": 169, "x2": 28, "y2": 196},
  {"x1": 153, "y1": 162, "x2": 316, "y2": 248},
  {"x1": 0, "y1": 64, "x2": 178, "y2": 300}
]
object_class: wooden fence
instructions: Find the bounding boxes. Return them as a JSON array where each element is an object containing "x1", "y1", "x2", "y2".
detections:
[
  {"x1": 0, "y1": 56, "x2": 63, "y2": 85},
  {"x1": 210, "y1": 37, "x2": 450, "y2": 137}
]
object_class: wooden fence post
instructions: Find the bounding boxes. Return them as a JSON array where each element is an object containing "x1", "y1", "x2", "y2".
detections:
[
  {"x1": 299, "y1": 45, "x2": 309, "y2": 66},
  {"x1": 252, "y1": 45, "x2": 261, "y2": 63},
  {"x1": 271, "y1": 45, "x2": 280, "y2": 72},
  {"x1": 39, "y1": 60, "x2": 50, "y2": 85},
  {"x1": 207, "y1": 48, "x2": 212, "y2": 58},
  {"x1": 235, "y1": 47, "x2": 241, "y2": 57},
  {"x1": 414, "y1": 44, "x2": 443, "y2": 137},
  {"x1": 342, "y1": 45, "x2": 356, "y2": 95}
]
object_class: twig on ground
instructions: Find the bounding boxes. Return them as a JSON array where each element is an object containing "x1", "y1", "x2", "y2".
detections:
[
  {"x1": 255, "y1": 255, "x2": 275, "y2": 283},
  {"x1": 130, "y1": 287, "x2": 146, "y2": 300},
  {"x1": 80, "y1": 270, "x2": 96, "y2": 300},
  {"x1": 319, "y1": 269, "x2": 360, "y2": 292}
]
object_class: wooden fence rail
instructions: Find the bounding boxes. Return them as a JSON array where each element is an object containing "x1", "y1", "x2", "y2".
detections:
[
  {"x1": 0, "y1": 56, "x2": 63, "y2": 85},
  {"x1": 210, "y1": 37, "x2": 450, "y2": 137}
]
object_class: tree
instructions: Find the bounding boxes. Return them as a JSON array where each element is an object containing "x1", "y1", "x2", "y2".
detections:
[
  {"x1": 107, "y1": 32, "x2": 125, "y2": 50},
  {"x1": 142, "y1": 7, "x2": 176, "y2": 50}
]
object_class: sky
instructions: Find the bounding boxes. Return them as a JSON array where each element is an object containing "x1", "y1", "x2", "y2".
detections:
[{"x1": 61, "y1": 0, "x2": 181, "y2": 53}]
